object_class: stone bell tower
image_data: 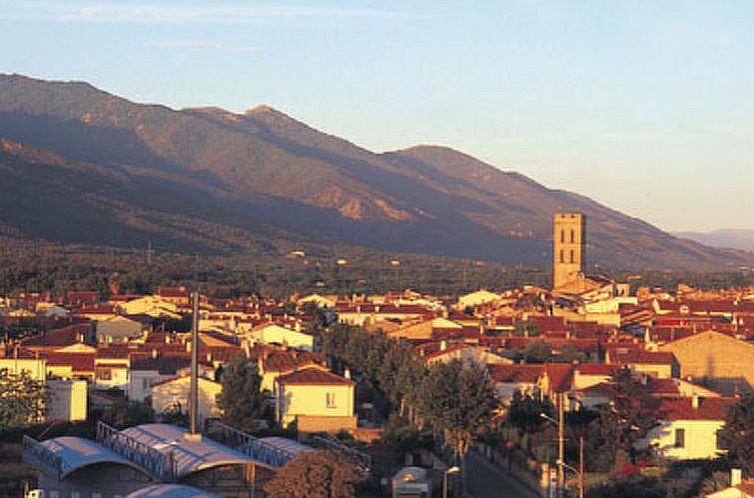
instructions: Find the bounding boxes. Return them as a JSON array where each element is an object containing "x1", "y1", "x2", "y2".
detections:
[{"x1": 553, "y1": 213, "x2": 586, "y2": 289}]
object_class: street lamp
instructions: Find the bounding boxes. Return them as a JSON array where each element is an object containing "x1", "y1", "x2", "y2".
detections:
[
  {"x1": 540, "y1": 404, "x2": 584, "y2": 498},
  {"x1": 442, "y1": 466, "x2": 460, "y2": 498}
]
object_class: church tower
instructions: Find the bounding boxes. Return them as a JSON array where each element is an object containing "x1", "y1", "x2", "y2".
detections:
[{"x1": 553, "y1": 213, "x2": 586, "y2": 289}]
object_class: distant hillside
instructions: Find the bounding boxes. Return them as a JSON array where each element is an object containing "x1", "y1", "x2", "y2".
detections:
[
  {"x1": 0, "y1": 73, "x2": 751, "y2": 271},
  {"x1": 673, "y1": 230, "x2": 754, "y2": 253}
]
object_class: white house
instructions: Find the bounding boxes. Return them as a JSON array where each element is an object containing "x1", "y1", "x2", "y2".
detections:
[
  {"x1": 636, "y1": 396, "x2": 735, "y2": 460},
  {"x1": 151, "y1": 375, "x2": 222, "y2": 424}
]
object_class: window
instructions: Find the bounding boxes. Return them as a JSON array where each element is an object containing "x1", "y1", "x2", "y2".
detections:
[
  {"x1": 560, "y1": 230, "x2": 565, "y2": 243},
  {"x1": 674, "y1": 428, "x2": 685, "y2": 448},
  {"x1": 559, "y1": 250, "x2": 564, "y2": 263},
  {"x1": 570, "y1": 250, "x2": 574, "y2": 263},
  {"x1": 95, "y1": 367, "x2": 112, "y2": 381},
  {"x1": 142, "y1": 378, "x2": 151, "y2": 390},
  {"x1": 570, "y1": 229, "x2": 575, "y2": 243},
  {"x1": 326, "y1": 392, "x2": 337, "y2": 408}
]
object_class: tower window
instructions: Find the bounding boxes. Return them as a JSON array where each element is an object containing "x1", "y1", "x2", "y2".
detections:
[
  {"x1": 559, "y1": 250, "x2": 564, "y2": 263},
  {"x1": 570, "y1": 250, "x2": 574, "y2": 263},
  {"x1": 570, "y1": 230, "x2": 575, "y2": 243},
  {"x1": 560, "y1": 230, "x2": 565, "y2": 243}
]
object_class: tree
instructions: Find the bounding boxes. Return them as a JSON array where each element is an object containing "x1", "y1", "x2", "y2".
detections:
[
  {"x1": 592, "y1": 367, "x2": 658, "y2": 471},
  {"x1": 216, "y1": 356, "x2": 268, "y2": 431},
  {"x1": 416, "y1": 360, "x2": 498, "y2": 458},
  {"x1": 263, "y1": 450, "x2": 365, "y2": 498},
  {"x1": 719, "y1": 390, "x2": 754, "y2": 473},
  {"x1": 0, "y1": 368, "x2": 49, "y2": 431},
  {"x1": 523, "y1": 340, "x2": 552, "y2": 363},
  {"x1": 506, "y1": 390, "x2": 553, "y2": 434}
]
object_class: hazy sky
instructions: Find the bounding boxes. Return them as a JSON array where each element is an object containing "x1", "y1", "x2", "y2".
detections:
[{"x1": 1, "y1": 0, "x2": 752, "y2": 233}]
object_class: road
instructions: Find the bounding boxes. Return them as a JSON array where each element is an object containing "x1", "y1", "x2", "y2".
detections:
[{"x1": 464, "y1": 450, "x2": 541, "y2": 498}]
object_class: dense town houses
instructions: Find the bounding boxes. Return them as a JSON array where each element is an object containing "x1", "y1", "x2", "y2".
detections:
[{"x1": 4, "y1": 214, "x2": 754, "y2": 497}]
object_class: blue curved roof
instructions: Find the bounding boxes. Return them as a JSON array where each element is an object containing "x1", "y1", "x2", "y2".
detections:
[
  {"x1": 120, "y1": 424, "x2": 258, "y2": 478},
  {"x1": 257, "y1": 436, "x2": 311, "y2": 458},
  {"x1": 35, "y1": 436, "x2": 148, "y2": 479},
  {"x1": 126, "y1": 485, "x2": 222, "y2": 498}
]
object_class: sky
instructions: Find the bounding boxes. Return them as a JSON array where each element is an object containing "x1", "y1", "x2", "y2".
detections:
[{"x1": 1, "y1": 0, "x2": 753, "y2": 233}]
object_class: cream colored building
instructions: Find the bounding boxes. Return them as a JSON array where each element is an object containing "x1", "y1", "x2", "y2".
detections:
[
  {"x1": 117, "y1": 295, "x2": 181, "y2": 318},
  {"x1": 46, "y1": 379, "x2": 87, "y2": 422},
  {"x1": 659, "y1": 331, "x2": 754, "y2": 394},
  {"x1": 275, "y1": 367, "x2": 356, "y2": 433},
  {"x1": 151, "y1": 375, "x2": 223, "y2": 424},
  {"x1": 247, "y1": 324, "x2": 315, "y2": 351},
  {"x1": 0, "y1": 358, "x2": 47, "y2": 381},
  {"x1": 457, "y1": 290, "x2": 501, "y2": 310}
]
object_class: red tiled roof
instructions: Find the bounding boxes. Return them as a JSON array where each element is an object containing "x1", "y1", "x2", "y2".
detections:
[
  {"x1": 262, "y1": 351, "x2": 326, "y2": 373},
  {"x1": 735, "y1": 482, "x2": 754, "y2": 496},
  {"x1": 645, "y1": 378, "x2": 680, "y2": 396},
  {"x1": 543, "y1": 363, "x2": 573, "y2": 393},
  {"x1": 575, "y1": 363, "x2": 619, "y2": 376},
  {"x1": 21, "y1": 323, "x2": 91, "y2": 348},
  {"x1": 41, "y1": 352, "x2": 95, "y2": 372},
  {"x1": 277, "y1": 367, "x2": 355, "y2": 386},
  {"x1": 488, "y1": 364, "x2": 543, "y2": 383},
  {"x1": 658, "y1": 397, "x2": 735, "y2": 421}
]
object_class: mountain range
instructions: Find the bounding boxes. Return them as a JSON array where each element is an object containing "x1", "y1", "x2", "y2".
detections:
[
  {"x1": 673, "y1": 230, "x2": 754, "y2": 253},
  {"x1": 0, "y1": 73, "x2": 749, "y2": 271}
]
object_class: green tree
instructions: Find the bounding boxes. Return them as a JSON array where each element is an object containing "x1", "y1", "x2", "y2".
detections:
[
  {"x1": 523, "y1": 340, "x2": 552, "y2": 363},
  {"x1": 506, "y1": 391, "x2": 553, "y2": 433},
  {"x1": 0, "y1": 368, "x2": 49, "y2": 431},
  {"x1": 719, "y1": 390, "x2": 754, "y2": 473},
  {"x1": 417, "y1": 360, "x2": 498, "y2": 458},
  {"x1": 263, "y1": 450, "x2": 365, "y2": 498},
  {"x1": 104, "y1": 398, "x2": 155, "y2": 428},
  {"x1": 592, "y1": 367, "x2": 658, "y2": 471},
  {"x1": 216, "y1": 356, "x2": 268, "y2": 431}
]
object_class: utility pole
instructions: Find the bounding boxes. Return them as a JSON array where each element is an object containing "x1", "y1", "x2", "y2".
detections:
[
  {"x1": 189, "y1": 291, "x2": 199, "y2": 435},
  {"x1": 558, "y1": 392, "x2": 565, "y2": 497},
  {"x1": 578, "y1": 436, "x2": 584, "y2": 498}
]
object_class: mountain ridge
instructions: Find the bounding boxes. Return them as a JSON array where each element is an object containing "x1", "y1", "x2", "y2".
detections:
[{"x1": 0, "y1": 73, "x2": 750, "y2": 271}]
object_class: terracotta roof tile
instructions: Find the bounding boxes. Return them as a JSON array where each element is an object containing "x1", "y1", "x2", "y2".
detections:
[{"x1": 277, "y1": 367, "x2": 354, "y2": 386}]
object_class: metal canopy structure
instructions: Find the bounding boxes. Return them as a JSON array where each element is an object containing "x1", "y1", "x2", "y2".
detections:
[
  {"x1": 23, "y1": 435, "x2": 149, "y2": 481},
  {"x1": 203, "y1": 419, "x2": 312, "y2": 469},
  {"x1": 125, "y1": 484, "x2": 222, "y2": 498},
  {"x1": 113, "y1": 423, "x2": 259, "y2": 479}
]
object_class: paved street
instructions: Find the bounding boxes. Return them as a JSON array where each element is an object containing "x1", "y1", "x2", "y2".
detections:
[{"x1": 464, "y1": 451, "x2": 541, "y2": 498}]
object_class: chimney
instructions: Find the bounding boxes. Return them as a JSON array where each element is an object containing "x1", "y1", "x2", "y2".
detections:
[
  {"x1": 731, "y1": 468, "x2": 742, "y2": 487},
  {"x1": 691, "y1": 394, "x2": 699, "y2": 409},
  {"x1": 440, "y1": 340, "x2": 448, "y2": 351},
  {"x1": 344, "y1": 368, "x2": 351, "y2": 380}
]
